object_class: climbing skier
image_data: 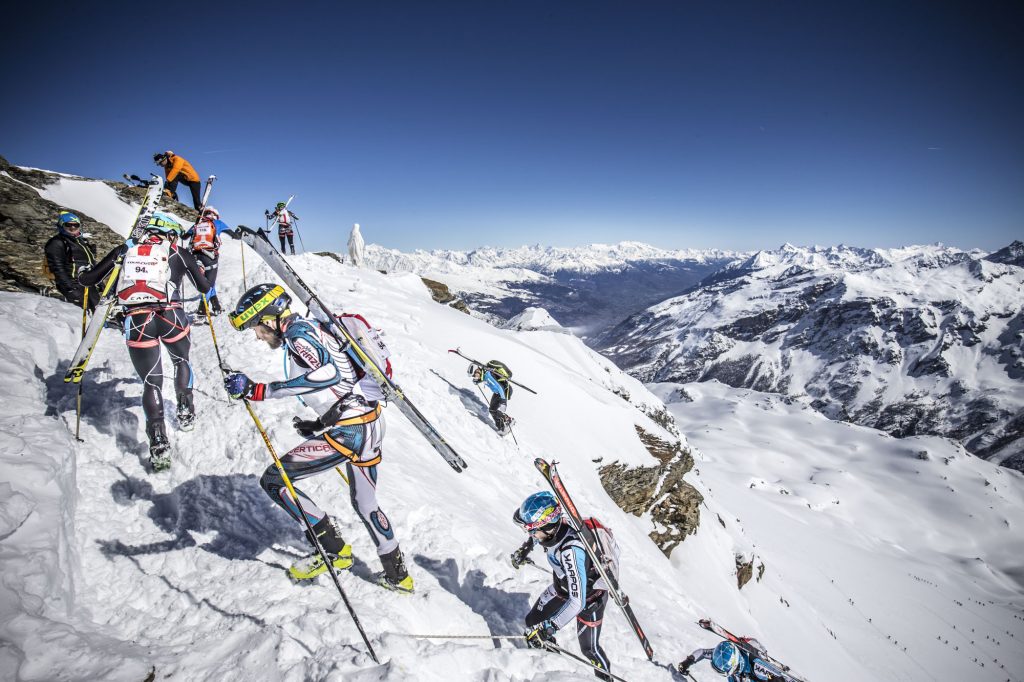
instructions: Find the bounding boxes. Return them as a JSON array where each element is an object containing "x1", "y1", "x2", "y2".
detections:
[
  {"x1": 223, "y1": 283, "x2": 413, "y2": 592},
  {"x1": 78, "y1": 212, "x2": 211, "y2": 469},
  {"x1": 678, "y1": 638, "x2": 791, "y2": 681},
  {"x1": 268, "y1": 201, "x2": 297, "y2": 255},
  {"x1": 153, "y1": 151, "x2": 202, "y2": 209},
  {"x1": 468, "y1": 359, "x2": 514, "y2": 434},
  {"x1": 183, "y1": 206, "x2": 235, "y2": 318},
  {"x1": 513, "y1": 491, "x2": 613, "y2": 681},
  {"x1": 44, "y1": 211, "x2": 97, "y2": 311}
]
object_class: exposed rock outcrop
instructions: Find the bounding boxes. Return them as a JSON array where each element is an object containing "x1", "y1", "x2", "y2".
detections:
[
  {"x1": 599, "y1": 425, "x2": 702, "y2": 556},
  {"x1": 420, "y1": 277, "x2": 470, "y2": 314}
]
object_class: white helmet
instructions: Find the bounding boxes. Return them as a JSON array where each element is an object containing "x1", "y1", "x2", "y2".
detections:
[{"x1": 202, "y1": 206, "x2": 220, "y2": 219}]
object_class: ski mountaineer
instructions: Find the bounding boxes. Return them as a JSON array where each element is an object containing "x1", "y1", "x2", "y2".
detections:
[
  {"x1": 269, "y1": 202, "x2": 297, "y2": 255},
  {"x1": 678, "y1": 639, "x2": 788, "y2": 681},
  {"x1": 513, "y1": 491, "x2": 613, "y2": 681},
  {"x1": 153, "y1": 151, "x2": 202, "y2": 209},
  {"x1": 468, "y1": 359, "x2": 514, "y2": 434},
  {"x1": 44, "y1": 211, "x2": 97, "y2": 311},
  {"x1": 223, "y1": 283, "x2": 414, "y2": 592},
  {"x1": 182, "y1": 206, "x2": 236, "y2": 318},
  {"x1": 77, "y1": 212, "x2": 211, "y2": 469}
]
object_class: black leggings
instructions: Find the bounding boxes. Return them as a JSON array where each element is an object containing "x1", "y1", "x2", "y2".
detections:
[
  {"x1": 279, "y1": 233, "x2": 294, "y2": 252},
  {"x1": 167, "y1": 177, "x2": 202, "y2": 209},
  {"x1": 125, "y1": 306, "x2": 193, "y2": 423},
  {"x1": 526, "y1": 592, "x2": 610, "y2": 679},
  {"x1": 193, "y1": 250, "x2": 219, "y2": 289}
]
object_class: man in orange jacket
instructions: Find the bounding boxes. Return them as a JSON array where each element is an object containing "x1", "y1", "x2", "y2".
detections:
[{"x1": 154, "y1": 151, "x2": 202, "y2": 209}]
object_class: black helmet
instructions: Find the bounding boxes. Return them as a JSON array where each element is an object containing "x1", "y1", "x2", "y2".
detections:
[
  {"x1": 230, "y1": 283, "x2": 292, "y2": 330},
  {"x1": 153, "y1": 152, "x2": 167, "y2": 164}
]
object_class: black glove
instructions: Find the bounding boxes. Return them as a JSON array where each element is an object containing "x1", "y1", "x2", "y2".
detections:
[
  {"x1": 511, "y1": 539, "x2": 535, "y2": 569},
  {"x1": 525, "y1": 621, "x2": 556, "y2": 649},
  {"x1": 677, "y1": 655, "x2": 695, "y2": 674},
  {"x1": 292, "y1": 416, "x2": 324, "y2": 438}
]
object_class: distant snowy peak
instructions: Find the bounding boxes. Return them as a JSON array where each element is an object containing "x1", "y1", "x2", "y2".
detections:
[
  {"x1": 364, "y1": 240, "x2": 743, "y2": 275},
  {"x1": 502, "y1": 306, "x2": 565, "y2": 332},
  {"x1": 730, "y1": 242, "x2": 980, "y2": 278}
]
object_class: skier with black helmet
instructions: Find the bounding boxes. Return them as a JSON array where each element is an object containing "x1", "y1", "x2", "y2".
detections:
[
  {"x1": 153, "y1": 151, "x2": 202, "y2": 209},
  {"x1": 223, "y1": 283, "x2": 413, "y2": 592},
  {"x1": 268, "y1": 201, "x2": 298, "y2": 255},
  {"x1": 44, "y1": 211, "x2": 97, "y2": 311},
  {"x1": 78, "y1": 212, "x2": 211, "y2": 469},
  {"x1": 512, "y1": 491, "x2": 613, "y2": 680}
]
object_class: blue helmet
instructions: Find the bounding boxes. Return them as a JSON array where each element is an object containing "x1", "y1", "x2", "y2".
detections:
[
  {"x1": 57, "y1": 211, "x2": 81, "y2": 233},
  {"x1": 711, "y1": 641, "x2": 742, "y2": 675},
  {"x1": 515, "y1": 491, "x2": 562, "y2": 532},
  {"x1": 145, "y1": 211, "x2": 183, "y2": 236}
]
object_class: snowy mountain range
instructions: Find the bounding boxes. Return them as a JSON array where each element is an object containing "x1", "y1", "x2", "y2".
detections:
[
  {"x1": 599, "y1": 242, "x2": 1024, "y2": 471},
  {"x1": 2, "y1": 167, "x2": 1023, "y2": 681},
  {"x1": 362, "y1": 242, "x2": 742, "y2": 336}
]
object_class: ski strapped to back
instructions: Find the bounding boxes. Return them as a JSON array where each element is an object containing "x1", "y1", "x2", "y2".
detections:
[
  {"x1": 64, "y1": 174, "x2": 166, "y2": 383},
  {"x1": 534, "y1": 458, "x2": 654, "y2": 660},
  {"x1": 235, "y1": 226, "x2": 468, "y2": 472},
  {"x1": 698, "y1": 619, "x2": 808, "y2": 682},
  {"x1": 448, "y1": 348, "x2": 538, "y2": 394}
]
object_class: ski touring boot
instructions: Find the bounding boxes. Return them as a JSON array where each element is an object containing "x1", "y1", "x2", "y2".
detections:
[
  {"x1": 376, "y1": 547, "x2": 414, "y2": 593},
  {"x1": 146, "y1": 421, "x2": 171, "y2": 472},
  {"x1": 496, "y1": 413, "x2": 515, "y2": 436},
  {"x1": 176, "y1": 392, "x2": 196, "y2": 431},
  {"x1": 289, "y1": 515, "x2": 354, "y2": 580},
  {"x1": 209, "y1": 295, "x2": 223, "y2": 316}
]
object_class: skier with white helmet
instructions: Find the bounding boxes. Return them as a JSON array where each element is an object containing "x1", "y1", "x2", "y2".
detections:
[
  {"x1": 512, "y1": 491, "x2": 613, "y2": 680},
  {"x1": 78, "y1": 212, "x2": 211, "y2": 469},
  {"x1": 183, "y1": 206, "x2": 235, "y2": 318},
  {"x1": 223, "y1": 283, "x2": 413, "y2": 592}
]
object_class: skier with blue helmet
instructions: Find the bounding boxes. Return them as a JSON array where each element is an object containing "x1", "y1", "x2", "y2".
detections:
[
  {"x1": 679, "y1": 636, "x2": 790, "y2": 681},
  {"x1": 512, "y1": 491, "x2": 614, "y2": 681},
  {"x1": 44, "y1": 211, "x2": 97, "y2": 310}
]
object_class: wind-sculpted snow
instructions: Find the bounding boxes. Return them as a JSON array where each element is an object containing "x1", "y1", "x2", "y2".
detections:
[
  {"x1": 601, "y1": 242, "x2": 1024, "y2": 470},
  {"x1": 3, "y1": 176, "x2": 1023, "y2": 681}
]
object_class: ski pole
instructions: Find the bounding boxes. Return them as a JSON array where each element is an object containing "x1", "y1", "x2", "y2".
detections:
[
  {"x1": 201, "y1": 300, "x2": 379, "y2": 664},
  {"x1": 387, "y1": 633, "x2": 526, "y2": 640},
  {"x1": 241, "y1": 239, "x2": 248, "y2": 290},
  {"x1": 74, "y1": 288, "x2": 89, "y2": 441},
  {"x1": 540, "y1": 640, "x2": 632, "y2": 682}
]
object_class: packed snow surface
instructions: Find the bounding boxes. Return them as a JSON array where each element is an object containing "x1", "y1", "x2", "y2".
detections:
[{"x1": 1, "y1": 179, "x2": 1023, "y2": 681}]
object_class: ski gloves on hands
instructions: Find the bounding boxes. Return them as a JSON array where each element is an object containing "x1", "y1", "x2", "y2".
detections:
[
  {"x1": 510, "y1": 539, "x2": 535, "y2": 569},
  {"x1": 292, "y1": 416, "x2": 324, "y2": 438},
  {"x1": 524, "y1": 621, "x2": 556, "y2": 649},
  {"x1": 224, "y1": 372, "x2": 265, "y2": 401},
  {"x1": 677, "y1": 655, "x2": 696, "y2": 674}
]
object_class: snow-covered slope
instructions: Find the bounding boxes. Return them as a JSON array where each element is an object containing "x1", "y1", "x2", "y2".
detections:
[
  {"x1": 601, "y1": 243, "x2": 1024, "y2": 470},
  {"x1": 2, "y1": 178, "x2": 1023, "y2": 681}
]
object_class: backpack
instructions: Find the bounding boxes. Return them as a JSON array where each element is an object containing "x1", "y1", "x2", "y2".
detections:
[
  {"x1": 339, "y1": 313, "x2": 392, "y2": 379},
  {"x1": 117, "y1": 241, "x2": 172, "y2": 304},
  {"x1": 486, "y1": 360, "x2": 512, "y2": 381},
  {"x1": 583, "y1": 517, "x2": 620, "y2": 584},
  {"x1": 191, "y1": 218, "x2": 218, "y2": 252}
]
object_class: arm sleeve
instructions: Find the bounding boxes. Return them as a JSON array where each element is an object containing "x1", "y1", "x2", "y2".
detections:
[
  {"x1": 690, "y1": 648, "x2": 715, "y2": 664},
  {"x1": 166, "y1": 156, "x2": 185, "y2": 182},
  {"x1": 77, "y1": 244, "x2": 124, "y2": 287},
  {"x1": 484, "y1": 372, "x2": 508, "y2": 399},
  {"x1": 177, "y1": 248, "x2": 211, "y2": 293},
  {"x1": 546, "y1": 545, "x2": 589, "y2": 630},
  {"x1": 266, "y1": 326, "x2": 353, "y2": 399},
  {"x1": 44, "y1": 238, "x2": 77, "y2": 296}
]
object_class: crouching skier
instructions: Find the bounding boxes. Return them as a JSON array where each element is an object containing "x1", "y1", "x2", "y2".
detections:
[
  {"x1": 78, "y1": 212, "x2": 211, "y2": 470},
  {"x1": 513, "y1": 491, "x2": 613, "y2": 680},
  {"x1": 223, "y1": 283, "x2": 413, "y2": 592},
  {"x1": 678, "y1": 638, "x2": 794, "y2": 681}
]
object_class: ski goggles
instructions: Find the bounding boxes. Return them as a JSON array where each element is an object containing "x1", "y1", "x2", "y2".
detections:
[{"x1": 515, "y1": 505, "x2": 561, "y2": 532}]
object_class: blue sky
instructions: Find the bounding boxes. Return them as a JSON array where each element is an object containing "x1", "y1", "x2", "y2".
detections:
[{"x1": 5, "y1": 1, "x2": 1021, "y2": 252}]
